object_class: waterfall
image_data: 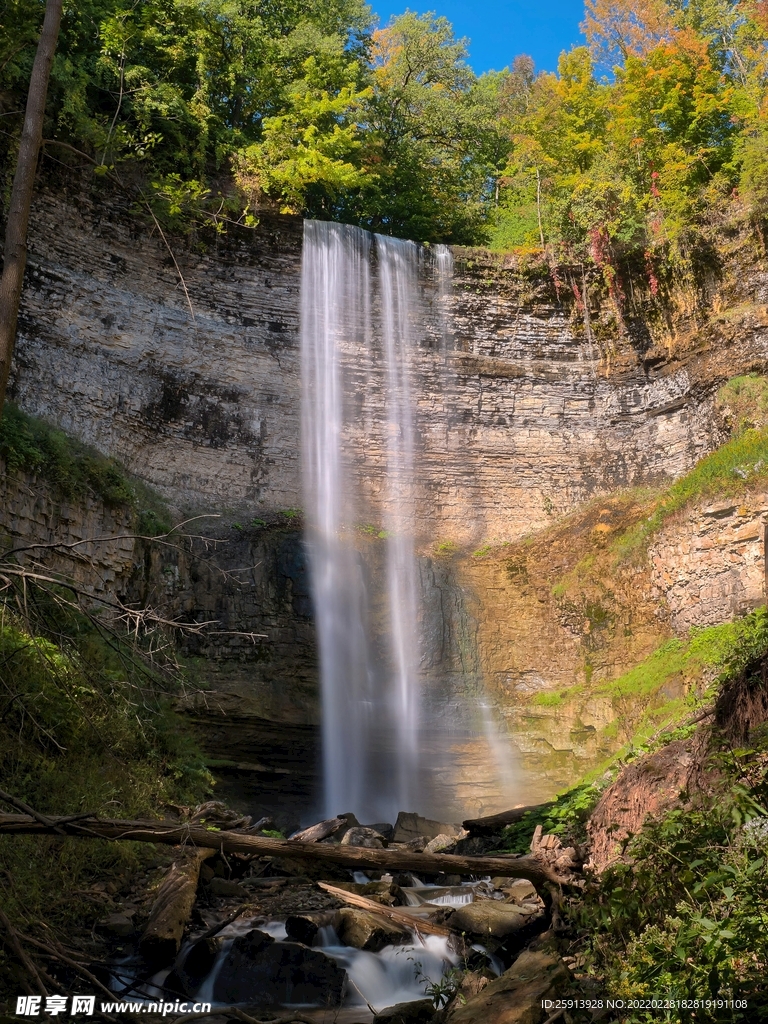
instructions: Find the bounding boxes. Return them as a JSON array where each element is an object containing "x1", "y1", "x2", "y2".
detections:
[
  {"x1": 301, "y1": 222, "x2": 428, "y2": 821},
  {"x1": 301, "y1": 221, "x2": 519, "y2": 822}
]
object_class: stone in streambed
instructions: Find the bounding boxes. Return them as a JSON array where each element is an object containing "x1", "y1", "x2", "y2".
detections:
[
  {"x1": 206, "y1": 877, "x2": 250, "y2": 898},
  {"x1": 393, "y1": 812, "x2": 464, "y2": 844},
  {"x1": 442, "y1": 950, "x2": 569, "y2": 1024},
  {"x1": 165, "y1": 937, "x2": 218, "y2": 997},
  {"x1": 362, "y1": 880, "x2": 406, "y2": 906},
  {"x1": 449, "y1": 902, "x2": 536, "y2": 941},
  {"x1": 333, "y1": 908, "x2": 410, "y2": 951},
  {"x1": 285, "y1": 911, "x2": 336, "y2": 946},
  {"x1": 340, "y1": 826, "x2": 388, "y2": 848},
  {"x1": 425, "y1": 831, "x2": 468, "y2": 853},
  {"x1": 213, "y1": 928, "x2": 346, "y2": 1006},
  {"x1": 492, "y1": 878, "x2": 536, "y2": 898},
  {"x1": 374, "y1": 998, "x2": 436, "y2": 1024},
  {"x1": 95, "y1": 913, "x2": 136, "y2": 938}
]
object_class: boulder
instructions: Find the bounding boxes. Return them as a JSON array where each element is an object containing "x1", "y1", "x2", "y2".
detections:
[
  {"x1": 496, "y1": 879, "x2": 538, "y2": 905},
  {"x1": 443, "y1": 950, "x2": 569, "y2": 1024},
  {"x1": 340, "y1": 826, "x2": 388, "y2": 849},
  {"x1": 333, "y1": 908, "x2": 410, "y2": 952},
  {"x1": 165, "y1": 938, "x2": 218, "y2": 997},
  {"x1": 362, "y1": 880, "x2": 405, "y2": 906},
  {"x1": 285, "y1": 911, "x2": 335, "y2": 946},
  {"x1": 424, "y1": 832, "x2": 468, "y2": 854},
  {"x1": 206, "y1": 878, "x2": 250, "y2": 898},
  {"x1": 375, "y1": 998, "x2": 436, "y2": 1024},
  {"x1": 366, "y1": 822, "x2": 395, "y2": 841},
  {"x1": 450, "y1": 902, "x2": 533, "y2": 942},
  {"x1": 393, "y1": 812, "x2": 464, "y2": 844},
  {"x1": 95, "y1": 913, "x2": 136, "y2": 939},
  {"x1": 213, "y1": 929, "x2": 346, "y2": 1006}
]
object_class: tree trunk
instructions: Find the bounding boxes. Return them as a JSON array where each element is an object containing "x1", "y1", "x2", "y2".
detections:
[
  {"x1": 463, "y1": 802, "x2": 555, "y2": 835},
  {"x1": 0, "y1": 0, "x2": 63, "y2": 415},
  {"x1": 0, "y1": 813, "x2": 563, "y2": 887},
  {"x1": 139, "y1": 848, "x2": 214, "y2": 966}
]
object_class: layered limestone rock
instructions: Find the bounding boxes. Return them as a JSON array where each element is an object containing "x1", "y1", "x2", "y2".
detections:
[
  {"x1": 14, "y1": 183, "x2": 767, "y2": 545},
  {"x1": 8, "y1": 181, "x2": 768, "y2": 807},
  {"x1": 649, "y1": 495, "x2": 768, "y2": 631}
]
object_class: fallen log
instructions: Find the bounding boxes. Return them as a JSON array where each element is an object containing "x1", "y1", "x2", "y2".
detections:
[
  {"x1": 316, "y1": 882, "x2": 451, "y2": 937},
  {"x1": 463, "y1": 802, "x2": 555, "y2": 835},
  {"x1": 0, "y1": 813, "x2": 562, "y2": 887},
  {"x1": 140, "y1": 847, "x2": 214, "y2": 966}
]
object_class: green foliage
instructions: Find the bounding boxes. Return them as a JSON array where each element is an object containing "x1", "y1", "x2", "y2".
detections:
[
  {"x1": 501, "y1": 781, "x2": 606, "y2": 854},
  {"x1": 572, "y1": 790, "x2": 768, "y2": 1017},
  {"x1": 716, "y1": 373, "x2": 768, "y2": 436},
  {"x1": 0, "y1": 613, "x2": 211, "y2": 937},
  {"x1": 0, "y1": 403, "x2": 171, "y2": 534},
  {"x1": 514, "y1": 611, "x2": 768, "y2": 843},
  {"x1": 8, "y1": 0, "x2": 766, "y2": 248}
]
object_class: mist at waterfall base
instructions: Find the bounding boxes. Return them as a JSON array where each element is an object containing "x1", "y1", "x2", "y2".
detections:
[{"x1": 300, "y1": 220, "x2": 519, "y2": 824}]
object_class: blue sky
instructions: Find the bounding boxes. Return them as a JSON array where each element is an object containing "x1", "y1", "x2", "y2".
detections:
[{"x1": 371, "y1": 1, "x2": 586, "y2": 74}]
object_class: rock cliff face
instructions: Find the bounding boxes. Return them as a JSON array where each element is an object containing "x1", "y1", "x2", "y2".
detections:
[
  {"x1": 14, "y1": 183, "x2": 767, "y2": 545},
  {"x1": 7, "y1": 180, "x2": 768, "y2": 807},
  {"x1": 649, "y1": 496, "x2": 768, "y2": 631}
]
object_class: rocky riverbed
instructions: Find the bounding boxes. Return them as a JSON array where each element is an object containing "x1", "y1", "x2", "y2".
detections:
[{"x1": 91, "y1": 803, "x2": 582, "y2": 1024}]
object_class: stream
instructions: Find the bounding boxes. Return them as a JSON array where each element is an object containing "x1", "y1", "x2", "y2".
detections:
[{"x1": 110, "y1": 878, "x2": 507, "y2": 1015}]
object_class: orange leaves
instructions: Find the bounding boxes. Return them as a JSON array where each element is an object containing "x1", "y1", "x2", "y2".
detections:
[{"x1": 582, "y1": 0, "x2": 676, "y2": 65}]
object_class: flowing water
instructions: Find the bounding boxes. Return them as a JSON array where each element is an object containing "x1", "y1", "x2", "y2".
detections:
[{"x1": 301, "y1": 221, "x2": 520, "y2": 822}]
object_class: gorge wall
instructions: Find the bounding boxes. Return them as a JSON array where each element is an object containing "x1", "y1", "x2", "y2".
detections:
[
  {"x1": 7, "y1": 178, "x2": 768, "y2": 809},
  {"x1": 13, "y1": 181, "x2": 768, "y2": 545}
]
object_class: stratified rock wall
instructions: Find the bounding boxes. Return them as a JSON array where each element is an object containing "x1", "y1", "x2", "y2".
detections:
[
  {"x1": 649, "y1": 495, "x2": 768, "y2": 632},
  {"x1": 13, "y1": 184, "x2": 763, "y2": 544}
]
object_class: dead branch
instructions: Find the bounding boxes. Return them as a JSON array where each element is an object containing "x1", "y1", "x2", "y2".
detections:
[
  {"x1": 0, "y1": 907, "x2": 49, "y2": 997},
  {"x1": 140, "y1": 848, "x2": 214, "y2": 963},
  {"x1": 463, "y1": 801, "x2": 556, "y2": 835},
  {"x1": 288, "y1": 817, "x2": 346, "y2": 843},
  {"x1": 20, "y1": 933, "x2": 116, "y2": 1002},
  {"x1": 316, "y1": 882, "x2": 451, "y2": 937},
  {"x1": 0, "y1": 812, "x2": 564, "y2": 888},
  {"x1": 0, "y1": 788, "x2": 65, "y2": 833}
]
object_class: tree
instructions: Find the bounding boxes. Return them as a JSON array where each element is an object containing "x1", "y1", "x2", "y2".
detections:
[
  {"x1": 355, "y1": 11, "x2": 507, "y2": 242},
  {"x1": 0, "y1": 0, "x2": 63, "y2": 417}
]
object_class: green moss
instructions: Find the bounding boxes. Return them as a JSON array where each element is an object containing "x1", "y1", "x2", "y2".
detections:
[
  {"x1": 0, "y1": 403, "x2": 172, "y2": 534},
  {"x1": 530, "y1": 690, "x2": 566, "y2": 707},
  {"x1": 435, "y1": 539, "x2": 458, "y2": 554}
]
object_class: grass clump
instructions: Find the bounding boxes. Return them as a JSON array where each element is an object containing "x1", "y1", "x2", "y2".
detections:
[
  {"x1": 0, "y1": 403, "x2": 171, "y2": 534},
  {"x1": 716, "y1": 373, "x2": 768, "y2": 436},
  {"x1": 614, "y1": 426, "x2": 768, "y2": 560}
]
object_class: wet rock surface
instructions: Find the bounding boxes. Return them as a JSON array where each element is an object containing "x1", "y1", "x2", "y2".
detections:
[
  {"x1": 449, "y1": 901, "x2": 538, "y2": 942},
  {"x1": 442, "y1": 949, "x2": 570, "y2": 1024},
  {"x1": 375, "y1": 999, "x2": 436, "y2": 1024},
  {"x1": 212, "y1": 928, "x2": 347, "y2": 1006},
  {"x1": 333, "y1": 908, "x2": 410, "y2": 952}
]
